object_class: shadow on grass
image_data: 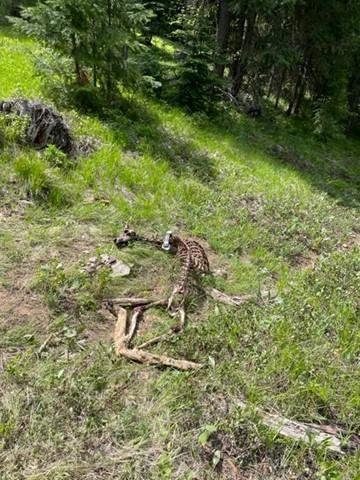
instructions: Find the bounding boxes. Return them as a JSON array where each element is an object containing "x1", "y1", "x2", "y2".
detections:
[
  {"x1": 93, "y1": 96, "x2": 218, "y2": 184},
  {"x1": 85, "y1": 90, "x2": 359, "y2": 207},
  {"x1": 207, "y1": 110, "x2": 360, "y2": 209}
]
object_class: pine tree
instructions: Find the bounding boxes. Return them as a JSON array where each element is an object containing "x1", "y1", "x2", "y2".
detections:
[{"x1": 11, "y1": 0, "x2": 152, "y2": 97}]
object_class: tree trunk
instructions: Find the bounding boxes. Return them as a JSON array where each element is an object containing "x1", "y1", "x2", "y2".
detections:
[
  {"x1": 294, "y1": 75, "x2": 306, "y2": 114},
  {"x1": 92, "y1": 40, "x2": 97, "y2": 88},
  {"x1": 267, "y1": 68, "x2": 275, "y2": 98},
  {"x1": 74, "y1": 57, "x2": 82, "y2": 85},
  {"x1": 286, "y1": 77, "x2": 298, "y2": 115},
  {"x1": 214, "y1": 0, "x2": 231, "y2": 77},
  {"x1": 288, "y1": 57, "x2": 308, "y2": 115},
  {"x1": 275, "y1": 70, "x2": 286, "y2": 109},
  {"x1": 93, "y1": 65, "x2": 97, "y2": 88},
  {"x1": 106, "y1": 0, "x2": 112, "y2": 99},
  {"x1": 71, "y1": 34, "x2": 83, "y2": 85},
  {"x1": 229, "y1": 9, "x2": 246, "y2": 80},
  {"x1": 231, "y1": 10, "x2": 257, "y2": 97}
]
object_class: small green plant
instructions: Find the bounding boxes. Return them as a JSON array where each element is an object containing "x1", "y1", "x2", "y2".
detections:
[
  {"x1": 43, "y1": 144, "x2": 70, "y2": 169},
  {"x1": 14, "y1": 153, "x2": 74, "y2": 206},
  {"x1": 0, "y1": 112, "x2": 29, "y2": 144},
  {"x1": 198, "y1": 423, "x2": 217, "y2": 446}
]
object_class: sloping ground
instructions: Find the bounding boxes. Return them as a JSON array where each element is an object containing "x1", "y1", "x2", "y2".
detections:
[{"x1": 0, "y1": 28, "x2": 360, "y2": 479}]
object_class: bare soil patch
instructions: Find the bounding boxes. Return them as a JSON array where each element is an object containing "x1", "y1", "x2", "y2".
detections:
[
  {"x1": 0, "y1": 280, "x2": 49, "y2": 330},
  {"x1": 291, "y1": 250, "x2": 318, "y2": 269}
]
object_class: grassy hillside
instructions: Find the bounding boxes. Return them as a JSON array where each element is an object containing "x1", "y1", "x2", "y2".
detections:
[{"x1": 1, "y1": 27, "x2": 360, "y2": 479}]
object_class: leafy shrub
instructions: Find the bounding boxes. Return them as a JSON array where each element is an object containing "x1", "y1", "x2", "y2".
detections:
[
  {"x1": 43, "y1": 144, "x2": 71, "y2": 169},
  {"x1": 0, "y1": 113, "x2": 29, "y2": 144},
  {"x1": 312, "y1": 88, "x2": 348, "y2": 139},
  {"x1": 68, "y1": 85, "x2": 104, "y2": 113}
]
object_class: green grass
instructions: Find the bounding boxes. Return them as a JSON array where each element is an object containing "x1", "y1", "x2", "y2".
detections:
[{"x1": 1, "y1": 26, "x2": 360, "y2": 479}]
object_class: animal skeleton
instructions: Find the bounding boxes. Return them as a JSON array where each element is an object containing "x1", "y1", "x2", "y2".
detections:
[{"x1": 107, "y1": 226, "x2": 210, "y2": 370}]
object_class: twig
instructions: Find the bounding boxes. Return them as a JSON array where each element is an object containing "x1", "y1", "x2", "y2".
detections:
[
  {"x1": 37, "y1": 333, "x2": 54, "y2": 354},
  {"x1": 137, "y1": 332, "x2": 171, "y2": 349}
]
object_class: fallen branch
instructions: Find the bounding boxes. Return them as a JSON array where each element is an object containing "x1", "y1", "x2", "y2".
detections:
[
  {"x1": 37, "y1": 333, "x2": 54, "y2": 355},
  {"x1": 237, "y1": 400, "x2": 359, "y2": 455}
]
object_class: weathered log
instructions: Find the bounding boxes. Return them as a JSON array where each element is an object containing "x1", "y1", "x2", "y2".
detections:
[{"x1": 236, "y1": 400, "x2": 359, "y2": 454}]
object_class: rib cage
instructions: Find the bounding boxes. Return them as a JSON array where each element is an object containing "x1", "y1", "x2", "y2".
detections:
[
  {"x1": 170, "y1": 236, "x2": 210, "y2": 294},
  {"x1": 114, "y1": 228, "x2": 210, "y2": 295}
]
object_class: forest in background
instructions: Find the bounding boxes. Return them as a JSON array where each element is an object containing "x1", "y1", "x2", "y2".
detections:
[{"x1": 2, "y1": 0, "x2": 360, "y2": 136}]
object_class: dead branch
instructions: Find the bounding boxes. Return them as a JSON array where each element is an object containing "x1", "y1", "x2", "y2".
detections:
[{"x1": 236, "y1": 400, "x2": 359, "y2": 455}]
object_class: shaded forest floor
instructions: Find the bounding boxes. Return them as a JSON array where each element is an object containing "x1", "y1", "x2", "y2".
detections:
[{"x1": 1, "y1": 28, "x2": 360, "y2": 479}]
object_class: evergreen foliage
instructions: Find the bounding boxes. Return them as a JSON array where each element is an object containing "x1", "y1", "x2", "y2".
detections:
[
  {"x1": 6, "y1": 0, "x2": 360, "y2": 133},
  {"x1": 172, "y1": 3, "x2": 221, "y2": 113},
  {"x1": 11, "y1": 0, "x2": 152, "y2": 97}
]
